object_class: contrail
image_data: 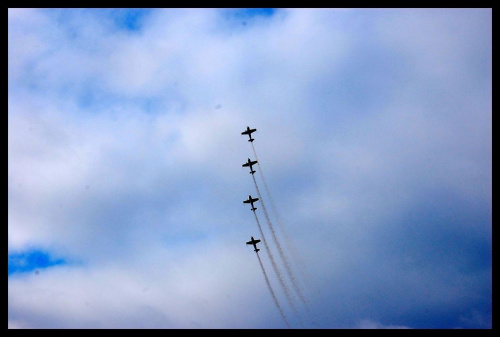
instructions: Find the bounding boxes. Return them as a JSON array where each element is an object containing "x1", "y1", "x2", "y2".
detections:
[
  {"x1": 252, "y1": 211, "x2": 302, "y2": 326},
  {"x1": 252, "y1": 172, "x2": 309, "y2": 308},
  {"x1": 255, "y1": 251, "x2": 291, "y2": 329}
]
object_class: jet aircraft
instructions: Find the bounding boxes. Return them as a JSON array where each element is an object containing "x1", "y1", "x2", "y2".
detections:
[
  {"x1": 241, "y1": 126, "x2": 257, "y2": 142},
  {"x1": 243, "y1": 195, "x2": 259, "y2": 211},
  {"x1": 246, "y1": 236, "x2": 261, "y2": 252},
  {"x1": 242, "y1": 158, "x2": 258, "y2": 174}
]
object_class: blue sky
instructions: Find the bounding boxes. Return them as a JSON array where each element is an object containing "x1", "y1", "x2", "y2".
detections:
[
  {"x1": 8, "y1": 8, "x2": 491, "y2": 329},
  {"x1": 8, "y1": 249, "x2": 66, "y2": 275}
]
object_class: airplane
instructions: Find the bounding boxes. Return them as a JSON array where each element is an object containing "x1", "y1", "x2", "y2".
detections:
[
  {"x1": 242, "y1": 158, "x2": 258, "y2": 174},
  {"x1": 241, "y1": 126, "x2": 257, "y2": 142},
  {"x1": 246, "y1": 236, "x2": 261, "y2": 252},
  {"x1": 243, "y1": 194, "x2": 259, "y2": 211}
]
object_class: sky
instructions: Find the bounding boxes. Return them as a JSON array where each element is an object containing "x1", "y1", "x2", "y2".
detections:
[{"x1": 8, "y1": 8, "x2": 492, "y2": 329}]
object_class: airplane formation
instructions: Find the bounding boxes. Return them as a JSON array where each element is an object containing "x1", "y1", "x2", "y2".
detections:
[
  {"x1": 241, "y1": 126, "x2": 261, "y2": 253},
  {"x1": 240, "y1": 125, "x2": 303, "y2": 329}
]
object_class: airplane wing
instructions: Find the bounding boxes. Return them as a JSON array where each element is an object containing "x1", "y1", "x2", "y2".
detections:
[
  {"x1": 242, "y1": 162, "x2": 249, "y2": 167},
  {"x1": 243, "y1": 200, "x2": 250, "y2": 203},
  {"x1": 241, "y1": 128, "x2": 256, "y2": 135},
  {"x1": 254, "y1": 239, "x2": 261, "y2": 244}
]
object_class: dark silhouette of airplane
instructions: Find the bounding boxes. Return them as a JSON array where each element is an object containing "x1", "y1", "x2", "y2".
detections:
[
  {"x1": 241, "y1": 126, "x2": 257, "y2": 142},
  {"x1": 246, "y1": 236, "x2": 261, "y2": 252},
  {"x1": 242, "y1": 158, "x2": 258, "y2": 174},
  {"x1": 243, "y1": 195, "x2": 259, "y2": 211}
]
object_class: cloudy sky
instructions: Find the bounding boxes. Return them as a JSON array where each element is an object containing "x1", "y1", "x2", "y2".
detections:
[{"x1": 8, "y1": 8, "x2": 491, "y2": 329}]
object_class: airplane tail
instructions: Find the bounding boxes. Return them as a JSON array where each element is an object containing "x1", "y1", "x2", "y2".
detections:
[
  {"x1": 255, "y1": 248, "x2": 260, "y2": 252},
  {"x1": 249, "y1": 138, "x2": 254, "y2": 142},
  {"x1": 250, "y1": 170, "x2": 256, "y2": 174},
  {"x1": 251, "y1": 207, "x2": 257, "y2": 211}
]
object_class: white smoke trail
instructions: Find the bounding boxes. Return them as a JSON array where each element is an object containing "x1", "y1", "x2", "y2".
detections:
[
  {"x1": 252, "y1": 173, "x2": 309, "y2": 308},
  {"x1": 255, "y1": 251, "x2": 291, "y2": 329},
  {"x1": 252, "y1": 211, "x2": 302, "y2": 326},
  {"x1": 251, "y1": 143, "x2": 310, "y2": 283}
]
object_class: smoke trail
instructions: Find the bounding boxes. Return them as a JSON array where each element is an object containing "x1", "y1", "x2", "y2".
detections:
[
  {"x1": 251, "y1": 143, "x2": 309, "y2": 281},
  {"x1": 255, "y1": 251, "x2": 291, "y2": 329},
  {"x1": 252, "y1": 211, "x2": 302, "y2": 325},
  {"x1": 252, "y1": 173, "x2": 309, "y2": 308}
]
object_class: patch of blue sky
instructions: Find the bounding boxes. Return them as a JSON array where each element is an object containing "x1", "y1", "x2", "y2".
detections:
[
  {"x1": 219, "y1": 8, "x2": 277, "y2": 21},
  {"x1": 105, "y1": 8, "x2": 153, "y2": 31},
  {"x1": 215, "y1": 8, "x2": 278, "y2": 33},
  {"x1": 235, "y1": 8, "x2": 276, "y2": 17},
  {"x1": 8, "y1": 249, "x2": 67, "y2": 275}
]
